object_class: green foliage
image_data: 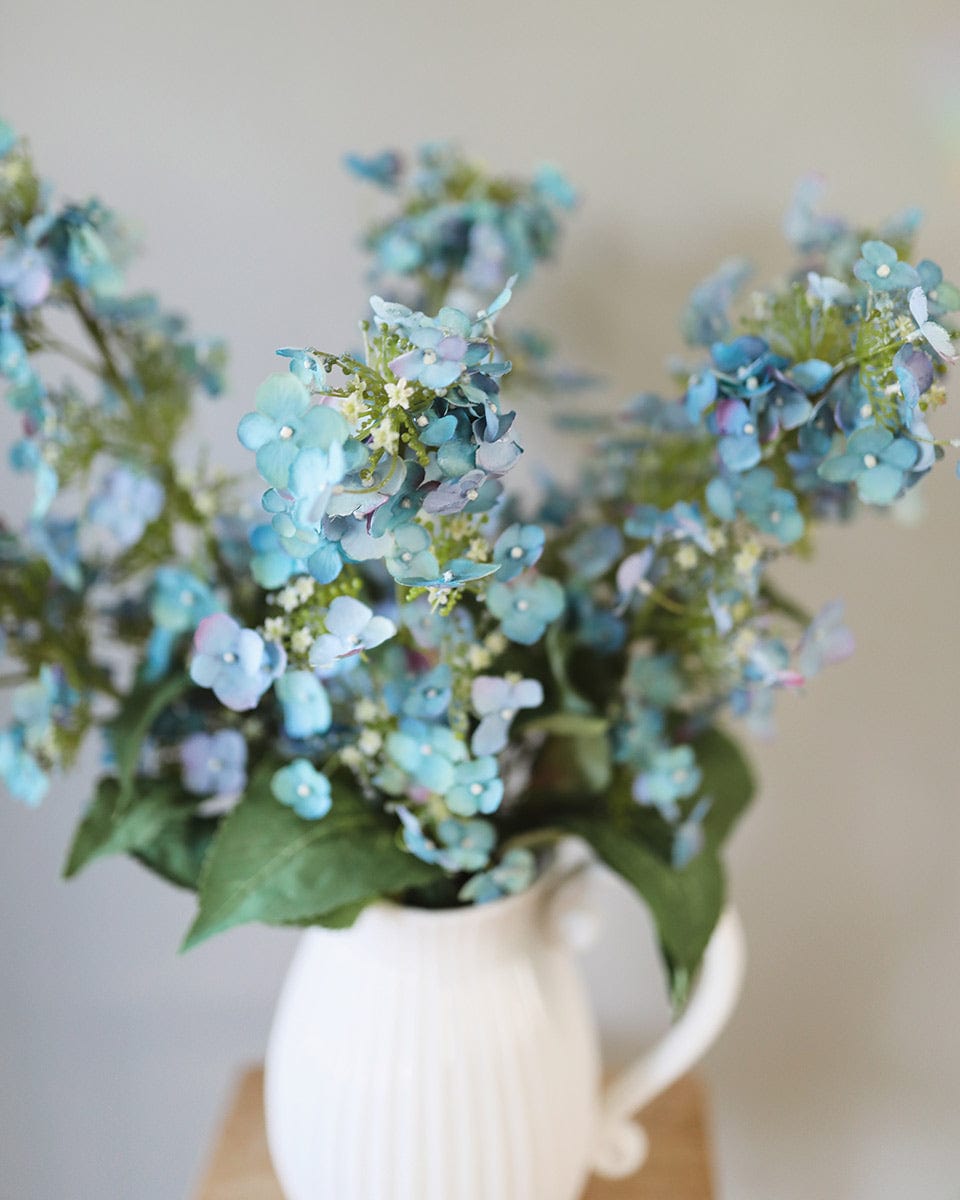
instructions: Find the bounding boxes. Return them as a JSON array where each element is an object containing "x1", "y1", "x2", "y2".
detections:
[
  {"x1": 64, "y1": 775, "x2": 209, "y2": 883},
  {"x1": 558, "y1": 812, "x2": 725, "y2": 999},
  {"x1": 183, "y1": 768, "x2": 444, "y2": 948}
]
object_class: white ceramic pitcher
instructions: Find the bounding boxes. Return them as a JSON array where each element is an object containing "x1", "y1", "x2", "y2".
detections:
[{"x1": 264, "y1": 850, "x2": 745, "y2": 1200}]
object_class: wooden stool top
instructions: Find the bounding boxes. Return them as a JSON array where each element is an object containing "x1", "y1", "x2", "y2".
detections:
[{"x1": 194, "y1": 1068, "x2": 714, "y2": 1199}]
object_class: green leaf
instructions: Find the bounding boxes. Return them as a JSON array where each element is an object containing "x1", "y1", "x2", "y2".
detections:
[
  {"x1": 133, "y1": 814, "x2": 219, "y2": 890},
  {"x1": 279, "y1": 901, "x2": 370, "y2": 930},
  {"x1": 183, "y1": 769, "x2": 443, "y2": 949},
  {"x1": 526, "y1": 712, "x2": 608, "y2": 737},
  {"x1": 556, "y1": 814, "x2": 725, "y2": 991},
  {"x1": 107, "y1": 672, "x2": 192, "y2": 810},
  {"x1": 64, "y1": 775, "x2": 203, "y2": 879},
  {"x1": 692, "y1": 726, "x2": 755, "y2": 851}
]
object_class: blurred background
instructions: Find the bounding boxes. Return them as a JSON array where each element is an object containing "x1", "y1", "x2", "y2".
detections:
[{"x1": 3, "y1": 1, "x2": 960, "y2": 1197}]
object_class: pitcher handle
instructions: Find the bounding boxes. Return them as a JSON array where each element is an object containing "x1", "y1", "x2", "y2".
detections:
[{"x1": 587, "y1": 904, "x2": 746, "y2": 1178}]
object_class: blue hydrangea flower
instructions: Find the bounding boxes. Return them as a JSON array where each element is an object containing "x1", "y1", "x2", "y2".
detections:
[
  {"x1": 146, "y1": 567, "x2": 221, "y2": 680},
  {"x1": 680, "y1": 258, "x2": 752, "y2": 346},
  {"x1": 307, "y1": 597, "x2": 396, "y2": 675},
  {"x1": 0, "y1": 731, "x2": 48, "y2": 806},
  {"x1": 385, "y1": 523, "x2": 439, "y2": 582},
  {"x1": 458, "y1": 847, "x2": 536, "y2": 903},
  {"x1": 248, "y1": 525, "x2": 305, "y2": 589},
  {"x1": 470, "y1": 675, "x2": 544, "y2": 755},
  {"x1": 853, "y1": 241, "x2": 920, "y2": 292},
  {"x1": 562, "y1": 524, "x2": 623, "y2": 580},
  {"x1": 893, "y1": 345, "x2": 934, "y2": 422},
  {"x1": 422, "y1": 469, "x2": 488, "y2": 516},
  {"x1": 401, "y1": 664, "x2": 452, "y2": 720},
  {"x1": 344, "y1": 149, "x2": 403, "y2": 189},
  {"x1": 707, "y1": 469, "x2": 804, "y2": 543},
  {"x1": 271, "y1": 759, "x2": 332, "y2": 820},
  {"x1": 385, "y1": 719, "x2": 468, "y2": 793},
  {"x1": 238, "y1": 374, "x2": 349, "y2": 490},
  {"x1": 908, "y1": 287, "x2": 958, "y2": 364},
  {"x1": 389, "y1": 319, "x2": 473, "y2": 391},
  {"x1": 179, "y1": 730, "x2": 247, "y2": 795},
  {"x1": 435, "y1": 817, "x2": 496, "y2": 871},
  {"x1": 715, "y1": 399, "x2": 761, "y2": 472},
  {"x1": 401, "y1": 556, "x2": 500, "y2": 589},
  {"x1": 87, "y1": 468, "x2": 164, "y2": 549},
  {"x1": 796, "y1": 600, "x2": 855, "y2": 679},
  {"x1": 672, "y1": 799, "x2": 711, "y2": 868},
  {"x1": 625, "y1": 501, "x2": 714, "y2": 554},
  {"x1": 0, "y1": 242, "x2": 52, "y2": 309},
  {"x1": 493, "y1": 523, "x2": 545, "y2": 581},
  {"x1": 485, "y1": 576, "x2": 564, "y2": 644},
  {"x1": 615, "y1": 548, "x2": 655, "y2": 606},
  {"x1": 275, "y1": 670, "x2": 332, "y2": 739},
  {"x1": 447, "y1": 756, "x2": 504, "y2": 816},
  {"x1": 25, "y1": 518, "x2": 82, "y2": 589},
  {"x1": 275, "y1": 347, "x2": 326, "y2": 390},
  {"x1": 818, "y1": 425, "x2": 920, "y2": 504},
  {"x1": 783, "y1": 175, "x2": 847, "y2": 255},
  {"x1": 0, "y1": 120, "x2": 15, "y2": 158},
  {"x1": 916, "y1": 259, "x2": 960, "y2": 318},
  {"x1": 633, "y1": 745, "x2": 702, "y2": 814},
  {"x1": 626, "y1": 653, "x2": 683, "y2": 707},
  {"x1": 189, "y1": 613, "x2": 285, "y2": 712},
  {"x1": 533, "y1": 164, "x2": 577, "y2": 209}
]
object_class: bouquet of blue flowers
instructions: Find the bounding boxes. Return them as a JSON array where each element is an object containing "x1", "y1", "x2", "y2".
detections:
[{"x1": 3, "y1": 128, "x2": 956, "y2": 998}]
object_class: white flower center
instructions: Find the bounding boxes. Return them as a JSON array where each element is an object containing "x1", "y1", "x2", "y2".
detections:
[
  {"x1": 296, "y1": 783, "x2": 310, "y2": 798},
  {"x1": 516, "y1": 599, "x2": 529, "y2": 612},
  {"x1": 422, "y1": 350, "x2": 437, "y2": 365},
  {"x1": 770, "y1": 511, "x2": 781, "y2": 523},
  {"x1": 420, "y1": 744, "x2": 433, "y2": 756},
  {"x1": 179, "y1": 590, "x2": 194, "y2": 606},
  {"x1": 466, "y1": 489, "x2": 479, "y2": 501},
  {"x1": 222, "y1": 652, "x2": 236, "y2": 664},
  {"x1": 742, "y1": 422, "x2": 755, "y2": 436},
  {"x1": 673, "y1": 769, "x2": 688, "y2": 784},
  {"x1": 279, "y1": 425, "x2": 294, "y2": 439},
  {"x1": 442, "y1": 570, "x2": 454, "y2": 583},
  {"x1": 425, "y1": 687, "x2": 438, "y2": 699},
  {"x1": 499, "y1": 708, "x2": 515, "y2": 722},
  {"x1": 510, "y1": 546, "x2": 524, "y2": 559},
  {"x1": 416, "y1": 415, "x2": 429, "y2": 427},
  {"x1": 401, "y1": 551, "x2": 413, "y2": 563},
  {"x1": 875, "y1": 264, "x2": 891, "y2": 279},
  {"x1": 863, "y1": 453, "x2": 878, "y2": 469},
  {"x1": 745, "y1": 376, "x2": 759, "y2": 391},
  {"x1": 470, "y1": 783, "x2": 484, "y2": 796},
  {"x1": 859, "y1": 403, "x2": 872, "y2": 419}
]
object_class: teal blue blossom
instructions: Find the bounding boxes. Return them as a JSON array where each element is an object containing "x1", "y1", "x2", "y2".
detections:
[
  {"x1": 275, "y1": 671, "x2": 331, "y2": 740},
  {"x1": 385, "y1": 719, "x2": 468, "y2": 793},
  {"x1": 447, "y1": 757, "x2": 503, "y2": 817},
  {"x1": 853, "y1": 241, "x2": 919, "y2": 292},
  {"x1": 485, "y1": 575, "x2": 564, "y2": 644},
  {"x1": 633, "y1": 745, "x2": 702, "y2": 814},
  {"x1": 190, "y1": 613, "x2": 285, "y2": 712},
  {"x1": 271, "y1": 759, "x2": 332, "y2": 820},
  {"x1": 458, "y1": 848, "x2": 536, "y2": 902},
  {"x1": 470, "y1": 675, "x2": 544, "y2": 755},
  {"x1": 818, "y1": 425, "x2": 920, "y2": 504},
  {"x1": 180, "y1": 730, "x2": 247, "y2": 795},
  {"x1": 238, "y1": 373, "x2": 348, "y2": 490},
  {"x1": 307, "y1": 597, "x2": 396, "y2": 675},
  {"x1": 493, "y1": 523, "x2": 544, "y2": 581},
  {"x1": 87, "y1": 468, "x2": 164, "y2": 549}
]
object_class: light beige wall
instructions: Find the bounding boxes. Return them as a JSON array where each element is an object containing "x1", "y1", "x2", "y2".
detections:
[{"x1": 2, "y1": 2, "x2": 960, "y2": 1196}]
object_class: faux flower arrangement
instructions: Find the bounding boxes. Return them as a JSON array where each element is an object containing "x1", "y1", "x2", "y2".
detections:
[{"x1": 2, "y1": 125, "x2": 958, "y2": 1002}]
